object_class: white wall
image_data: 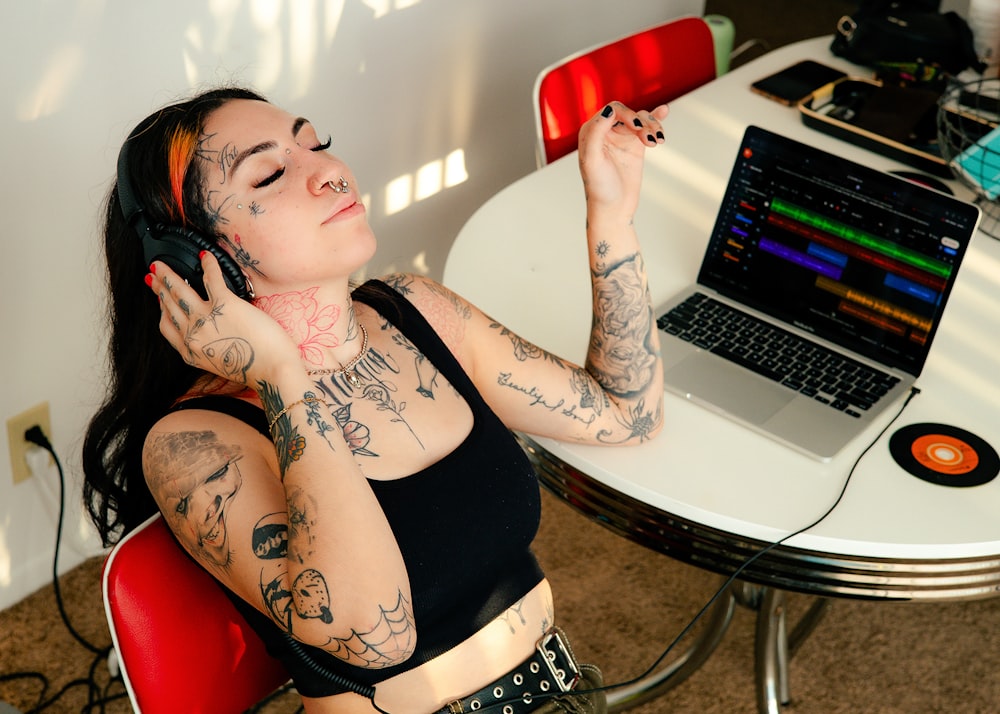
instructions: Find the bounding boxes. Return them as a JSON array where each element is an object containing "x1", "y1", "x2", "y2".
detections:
[{"x1": 0, "y1": 0, "x2": 704, "y2": 610}]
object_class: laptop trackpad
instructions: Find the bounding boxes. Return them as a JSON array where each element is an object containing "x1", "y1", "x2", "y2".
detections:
[{"x1": 665, "y1": 354, "x2": 795, "y2": 424}]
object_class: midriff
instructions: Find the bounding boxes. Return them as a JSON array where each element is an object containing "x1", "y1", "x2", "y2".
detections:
[{"x1": 301, "y1": 579, "x2": 554, "y2": 714}]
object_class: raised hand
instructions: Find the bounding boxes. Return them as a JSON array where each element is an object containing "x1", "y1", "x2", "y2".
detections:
[
  {"x1": 577, "y1": 101, "x2": 669, "y2": 215},
  {"x1": 146, "y1": 251, "x2": 300, "y2": 386}
]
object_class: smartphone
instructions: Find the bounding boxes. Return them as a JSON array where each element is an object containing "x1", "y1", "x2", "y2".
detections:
[{"x1": 751, "y1": 60, "x2": 848, "y2": 106}]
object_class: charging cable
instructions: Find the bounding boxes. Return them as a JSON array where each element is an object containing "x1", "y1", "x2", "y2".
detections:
[
  {"x1": 472, "y1": 385, "x2": 922, "y2": 712},
  {"x1": 0, "y1": 427, "x2": 126, "y2": 713}
]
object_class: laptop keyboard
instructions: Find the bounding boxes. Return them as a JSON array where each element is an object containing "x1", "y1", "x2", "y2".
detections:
[{"x1": 657, "y1": 292, "x2": 901, "y2": 418}]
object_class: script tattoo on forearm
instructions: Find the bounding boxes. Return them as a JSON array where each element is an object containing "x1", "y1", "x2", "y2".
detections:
[{"x1": 587, "y1": 252, "x2": 657, "y2": 397}]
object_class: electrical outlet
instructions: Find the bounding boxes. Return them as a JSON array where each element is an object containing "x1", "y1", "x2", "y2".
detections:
[{"x1": 6, "y1": 402, "x2": 52, "y2": 484}]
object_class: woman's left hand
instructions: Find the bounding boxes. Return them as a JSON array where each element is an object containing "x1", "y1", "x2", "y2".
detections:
[{"x1": 577, "y1": 101, "x2": 669, "y2": 215}]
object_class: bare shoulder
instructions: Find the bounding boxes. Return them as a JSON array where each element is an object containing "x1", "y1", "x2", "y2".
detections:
[
  {"x1": 141, "y1": 404, "x2": 273, "y2": 479},
  {"x1": 141, "y1": 404, "x2": 283, "y2": 580},
  {"x1": 376, "y1": 272, "x2": 477, "y2": 357}
]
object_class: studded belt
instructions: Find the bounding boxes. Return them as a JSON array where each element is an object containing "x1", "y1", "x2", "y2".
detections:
[{"x1": 439, "y1": 627, "x2": 582, "y2": 713}]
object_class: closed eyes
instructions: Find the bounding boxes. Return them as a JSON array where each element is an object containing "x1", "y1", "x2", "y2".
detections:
[{"x1": 252, "y1": 136, "x2": 332, "y2": 188}]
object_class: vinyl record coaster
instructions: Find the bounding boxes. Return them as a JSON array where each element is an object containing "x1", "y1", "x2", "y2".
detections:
[{"x1": 889, "y1": 423, "x2": 1000, "y2": 487}]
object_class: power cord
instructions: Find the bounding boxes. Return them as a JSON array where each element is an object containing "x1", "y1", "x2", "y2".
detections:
[
  {"x1": 472, "y1": 386, "x2": 923, "y2": 712},
  {"x1": 0, "y1": 427, "x2": 127, "y2": 713}
]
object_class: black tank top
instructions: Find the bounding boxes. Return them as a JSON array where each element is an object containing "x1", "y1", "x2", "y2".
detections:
[{"x1": 173, "y1": 280, "x2": 544, "y2": 697}]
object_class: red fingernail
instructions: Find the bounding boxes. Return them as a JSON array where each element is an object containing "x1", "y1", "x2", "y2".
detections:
[
  {"x1": 149, "y1": 263, "x2": 157, "y2": 274},
  {"x1": 144, "y1": 273, "x2": 153, "y2": 287},
  {"x1": 199, "y1": 250, "x2": 208, "y2": 259}
]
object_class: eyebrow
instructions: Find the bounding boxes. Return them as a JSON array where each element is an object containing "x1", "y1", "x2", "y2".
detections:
[{"x1": 229, "y1": 116, "x2": 311, "y2": 179}]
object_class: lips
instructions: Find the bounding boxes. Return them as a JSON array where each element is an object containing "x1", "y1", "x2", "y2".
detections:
[{"x1": 323, "y1": 198, "x2": 363, "y2": 224}]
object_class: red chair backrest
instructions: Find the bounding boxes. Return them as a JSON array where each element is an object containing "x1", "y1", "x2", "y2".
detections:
[
  {"x1": 534, "y1": 16, "x2": 717, "y2": 165},
  {"x1": 102, "y1": 514, "x2": 290, "y2": 714}
]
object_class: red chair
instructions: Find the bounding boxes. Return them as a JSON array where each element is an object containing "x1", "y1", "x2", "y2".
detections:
[
  {"x1": 102, "y1": 514, "x2": 290, "y2": 714},
  {"x1": 533, "y1": 16, "x2": 719, "y2": 167}
]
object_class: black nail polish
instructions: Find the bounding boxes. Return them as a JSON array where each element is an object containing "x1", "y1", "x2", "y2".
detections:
[
  {"x1": 633, "y1": 118, "x2": 643, "y2": 127},
  {"x1": 601, "y1": 105, "x2": 613, "y2": 118},
  {"x1": 656, "y1": 131, "x2": 664, "y2": 140}
]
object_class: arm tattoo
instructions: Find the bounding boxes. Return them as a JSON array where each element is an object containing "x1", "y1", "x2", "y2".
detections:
[
  {"x1": 303, "y1": 389, "x2": 339, "y2": 451},
  {"x1": 260, "y1": 569, "x2": 416, "y2": 668},
  {"x1": 251, "y1": 469, "x2": 415, "y2": 668},
  {"x1": 490, "y1": 323, "x2": 565, "y2": 366},
  {"x1": 587, "y1": 253, "x2": 657, "y2": 397},
  {"x1": 258, "y1": 380, "x2": 307, "y2": 477},
  {"x1": 571, "y1": 367, "x2": 607, "y2": 416},
  {"x1": 252, "y1": 513, "x2": 289, "y2": 560},
  {"x1": 597, "y1": 397, "x2": 661, "y2": 444},
  {"x1": 143, "y1": 430, "x2": 244, "y2": 570},
  {"x1": 286, "y1": 486, "x2": 318, "y2": 564}
]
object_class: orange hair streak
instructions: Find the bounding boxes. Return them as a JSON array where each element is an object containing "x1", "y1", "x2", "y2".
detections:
[{"x1": 166, "y1": 126, "x2": 198, "y2": 225}]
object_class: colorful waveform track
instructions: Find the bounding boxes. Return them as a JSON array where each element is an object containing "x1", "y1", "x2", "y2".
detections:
[
  {"x1": 815, "y1": 276, "x2": 933, "y2": 333},
  {"x1": 767, "y1": 213, "x2": 947, "y2": 293},
  {"x1": 769, "y1": 197, "x2": 952, "y2": 282}
]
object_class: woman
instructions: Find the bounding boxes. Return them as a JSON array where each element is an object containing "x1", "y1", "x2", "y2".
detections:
[{"x1": 83, "y1": 86, "x2": 666, "y2": 714}]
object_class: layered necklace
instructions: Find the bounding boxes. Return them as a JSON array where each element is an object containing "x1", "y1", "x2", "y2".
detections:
[{"x1": 306, "y1": 323, "x2": 369, "y2": 388}]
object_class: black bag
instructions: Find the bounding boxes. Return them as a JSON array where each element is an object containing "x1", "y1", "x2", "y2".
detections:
[{"x1": 831, "y1": 0, "x2": 984, "y2": 75}]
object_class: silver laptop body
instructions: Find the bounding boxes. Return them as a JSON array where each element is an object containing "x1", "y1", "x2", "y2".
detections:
[{"x1": 657, "y1": 126, "x2": 981, "y2": 461}]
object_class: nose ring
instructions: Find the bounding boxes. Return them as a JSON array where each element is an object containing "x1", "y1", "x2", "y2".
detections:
[{"x1": 328, "y1": 177, "x2": 349, "y2": 193}]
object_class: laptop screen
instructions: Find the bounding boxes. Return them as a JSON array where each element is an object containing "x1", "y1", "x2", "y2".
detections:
[{"x1": 697, "y1": 125, "x2": 981, "y2": 376}]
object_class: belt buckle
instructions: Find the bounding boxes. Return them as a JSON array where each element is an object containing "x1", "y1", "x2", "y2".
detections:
[{"x1": 536, "y1": 629, "x2": 580, "y2": 693}]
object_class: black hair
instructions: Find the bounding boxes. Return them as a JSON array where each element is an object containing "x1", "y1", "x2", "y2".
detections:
[{"x1": 82, "y1": 87, "x2": 268, "y2": 546}]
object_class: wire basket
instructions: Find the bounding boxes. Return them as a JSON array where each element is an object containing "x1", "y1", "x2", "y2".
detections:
[{"x1": 937, "y1": 76, "x2": 1000, "y2": 239}]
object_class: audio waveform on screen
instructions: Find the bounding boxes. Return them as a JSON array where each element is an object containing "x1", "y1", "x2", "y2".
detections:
[
  {"x1": 815, "y1": 276, "x2": 933, "y2": 333},
  {"x1": 758, "y1": 238, "x2": 843, "y2": 280},
  {"x1": 766, "y1": 212, "x2": 947, "y2": 293},
  {"x1": 769, "y1": 197, "x2": 952, "y2": 281}
]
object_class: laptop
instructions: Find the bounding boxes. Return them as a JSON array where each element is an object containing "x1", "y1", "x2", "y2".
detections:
[{"x1": 656, "y1": 125, "x2": 981, "y2": 461}]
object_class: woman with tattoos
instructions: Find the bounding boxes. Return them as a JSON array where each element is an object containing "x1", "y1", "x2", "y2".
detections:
[{"x1": 83, "y1": 87, "x2": 665, "y2": 714}]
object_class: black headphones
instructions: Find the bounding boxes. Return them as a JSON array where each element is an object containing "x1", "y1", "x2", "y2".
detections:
[{"x1": 116, "y1": 135, "x2": 254, "y2": 301}]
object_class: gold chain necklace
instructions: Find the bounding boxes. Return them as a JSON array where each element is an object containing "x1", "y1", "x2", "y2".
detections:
[{"x1": 306, "y1": 323, "x2": 368, "y2": 387}]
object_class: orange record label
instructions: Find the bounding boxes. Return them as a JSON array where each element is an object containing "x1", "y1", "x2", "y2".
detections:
[{"x1": 911, "y1": 434, "x2": 980, "y2": 475}]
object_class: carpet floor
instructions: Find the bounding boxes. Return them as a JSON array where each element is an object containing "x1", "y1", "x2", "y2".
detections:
[{"x1": 3, "y1": 488, "x2": 1000, "y2": 713}]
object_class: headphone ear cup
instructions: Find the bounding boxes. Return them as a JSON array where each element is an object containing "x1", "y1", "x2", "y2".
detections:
[{"x1": 145, "y1": 224, "x2": 252, "y2": 301}]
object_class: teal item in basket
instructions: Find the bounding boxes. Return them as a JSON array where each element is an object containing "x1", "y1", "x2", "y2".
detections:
[{"x1": 952, "y1": 124, "x2": 1000, "y2": 200}]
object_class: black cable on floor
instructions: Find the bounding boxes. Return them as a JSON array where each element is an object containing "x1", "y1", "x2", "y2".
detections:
[{"x1": 0, "y1": 427, "x2": 126, "y2": 713}]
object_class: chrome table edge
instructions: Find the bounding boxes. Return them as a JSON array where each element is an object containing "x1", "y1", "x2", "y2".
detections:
[{"x1": 518, "y1": 434, "x2": 1000, "y2": 601}]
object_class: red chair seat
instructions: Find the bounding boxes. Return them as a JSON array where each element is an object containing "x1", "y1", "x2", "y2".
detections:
[{"x1": 102, "y1": 514, "x2": 290, "y2": 714}]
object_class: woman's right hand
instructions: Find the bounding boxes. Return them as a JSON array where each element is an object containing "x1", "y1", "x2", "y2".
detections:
[{"x1": 146, "y1": 252, "x2": 301, "y2": 387}]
